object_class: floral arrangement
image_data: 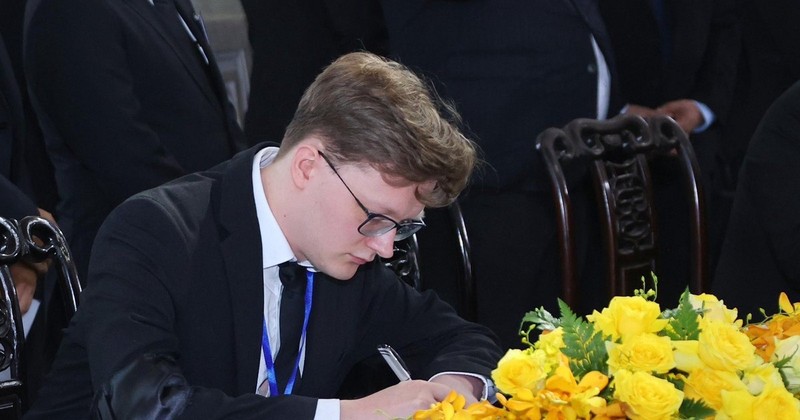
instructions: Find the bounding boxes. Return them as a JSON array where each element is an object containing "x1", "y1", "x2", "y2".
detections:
[{"x1": 413, "y1": 283, "x2": 800, "y2": 419}]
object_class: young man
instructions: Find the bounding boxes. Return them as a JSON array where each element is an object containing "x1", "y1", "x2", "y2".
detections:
[{"x1": 25, "y1": 52, "x2": 502, "y2": 419}]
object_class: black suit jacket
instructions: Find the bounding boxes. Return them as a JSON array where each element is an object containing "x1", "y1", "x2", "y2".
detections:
[
  {"x1": 599, "y1": 0, "x2": 739, "y2": 120},
  {"x1": 24, "y1": 0, "x2": 246, "y2": 279},
  {"x1": 381, "y1": 0, "x2": 622, "y2": 191},
  {"x1": 712, "y1": 81, "x2": 800, "y2": 317},
  {"x1": 26, "y1": 144, "x2": 501, "y2": 419},
  {"x1": 0, "y1": 33, "x2": 35, "y2": 219}
]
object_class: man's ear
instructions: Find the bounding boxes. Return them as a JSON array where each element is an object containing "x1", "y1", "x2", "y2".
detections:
[{"x1": 290, "y1": 144, "x2": 320, "y2": 190}]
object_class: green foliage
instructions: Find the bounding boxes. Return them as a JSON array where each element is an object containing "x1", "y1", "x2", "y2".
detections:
[
  {"x1": 664, "y1": 289, "x2": 702, "y2": 341},
  {"x1": 519, "y1": 307, "x2": 561, "y2": 346},
  {"x1": 678, "y1": 398, "x2": 715, "y2": 419},
  {"x1": 557, "y1": 299, "x2": 607, "y2": 377}
]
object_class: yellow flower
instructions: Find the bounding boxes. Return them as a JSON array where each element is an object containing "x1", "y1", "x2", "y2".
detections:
[
  {"x1": 534, "y1": 327, "x2": 564, "y2": 373},
  {"x1": 779, "y1": 292, "x2": 800, "y2": 315},
  {"x1": 541, "y1": 359, "x2": 609, "y2": 418},
  {"x1": 462, "y1": 399, "x2": 514, "y2": 419},
  {"x1": 772, "y1": 335, "x2": 800, "y2": 393},
  {"x1": 698, "y1": 320, "x2": 758, "y2": 372},
  {"x1": 497, "y1": 388, "x2": 541, "y2": 419},
  {"x1": 719, "y1": 383, "x2": 800, "y2": 420},
  {"x1": 606, "y1": 333, "x2": 675, "y2": 375},
  {"x1": 587, "y1": 296, "x2": 668, "y2": 340},
  {"x1": 741, "y1": 362, "x2": 783, "y2": 396},
  {"x1": 413, "y1": 389, "x2": 468, "y2": 420},
  {"x1": 753, "y1": 383, "x2": 800, "y2": 419},
  {"x1": 672, "y1": 340, "x2": 703, "y2": 373},
  {"x1": 491, "y1": 349, "x2": 547, "y2": 396},
  {"x1": 718, "y1": 388, "x2": 757, "y2": 420},
  {"x1": 683, "y1": 366, "x2": 748, "y2": 410},
  {"x1": 690, "y1": 293, "x2": 739, "y2": 325},
  {"x1": 612, "y1": 369, "x2": 683, "y2": 420}
]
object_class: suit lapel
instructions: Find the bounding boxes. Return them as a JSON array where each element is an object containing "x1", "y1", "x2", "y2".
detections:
[
  {"x1": 122, "y1": 0, "x2": 220, "y2": 107},
  {"x1": 215, "y1": 146, "x2": 266, "y2": 394}
]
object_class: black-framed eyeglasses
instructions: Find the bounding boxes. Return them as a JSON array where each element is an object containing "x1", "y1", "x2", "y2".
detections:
[{"x1": 318, "y1": 151, "x2": 425, "y2": 241}]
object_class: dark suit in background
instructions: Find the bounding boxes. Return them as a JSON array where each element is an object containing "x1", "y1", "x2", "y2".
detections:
[
  {"x1": 0, "y1": 0, "x2": 58, "y2": 213},
  {"x1": 1, "y1": 32, "x2": 61, "y2": 411},
  {"x1": 24, "y1": 0, "x2": 246, "y2": 281},
  {"x1": 241, "y1": 0, "x2": 387, "y2": 146},
  {"x1": 381, "y1": 0, "x2": 622, "y2": 347},
  {"x1": 26, "y1": 144, "x2": 501, "y2": 419},
  {"x1": 720, "y1": 0, "x2": 800, "y2": 203},
  {"x1": 712, "y1": 81, "x2": 800, "y2": 318},
  {"x1": 0, "y1": 33, "x2": 35, "y2": 218},
  {"x1": 599, "y1": 0, "x2": 740, "y2": 302}
]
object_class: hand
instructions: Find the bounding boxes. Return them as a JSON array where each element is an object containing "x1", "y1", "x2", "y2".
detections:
[
  {"x1": 10, "y1": 260, "x2": 45, "y2": 315},
  {"x1": 657, "y1": 99, "x2": 703, "y2": 134},
  {"x1": 38, "y1": 207, "x2": 57, "y2": 225},
  {"x1": 429, "y1": 374, "x2": 482, "y2": 404},
  {"x1": 340, "y1": 380, "x2": 453, "y2": 419},
  {"x1": 624, "y1": 104, "x2": 660, "y2": 118}
]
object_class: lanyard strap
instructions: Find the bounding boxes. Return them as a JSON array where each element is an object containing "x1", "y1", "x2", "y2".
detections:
[{"x1": 261, "y1": 270, "x2": 314, "y2": 396}]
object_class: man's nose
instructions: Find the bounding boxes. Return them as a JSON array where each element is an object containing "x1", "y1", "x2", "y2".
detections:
[{"x1": 366, "y1": 230, "x2": 396, "y2": 259}]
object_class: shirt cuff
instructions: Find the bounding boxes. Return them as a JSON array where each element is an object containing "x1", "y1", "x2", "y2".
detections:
[
  {"x1": 692, "y1": 100, "x2": 715, "y2": 133},
  {"x1": 314, "y1": 398, "x2": 340, "y2": 420},
  {"x1": 428, "y1": 372, "x2": 498, "y2": 403}
]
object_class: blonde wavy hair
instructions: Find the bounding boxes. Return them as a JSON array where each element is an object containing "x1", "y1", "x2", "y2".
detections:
[{"x1": 280, "y1": 52, "x2": 477, "y2": 208}]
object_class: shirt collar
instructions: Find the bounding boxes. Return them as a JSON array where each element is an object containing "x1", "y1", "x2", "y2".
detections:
[{"x1": 252, "y1": 147, "x2": 297, "y2": 270}]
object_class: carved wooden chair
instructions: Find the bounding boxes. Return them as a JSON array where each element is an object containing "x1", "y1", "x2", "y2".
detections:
[
  {"x1": 0, "y1": 217, "x2": 26, "y2": 419},
  {"x1": 536, "y1": 114, "x2": 708, "y2": 308},
  {"x1": 0, "y1": 215, "x2": 82, "y2": 417}
]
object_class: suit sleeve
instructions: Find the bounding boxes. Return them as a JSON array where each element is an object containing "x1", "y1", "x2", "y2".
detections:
[
  {"x1": 80, "y1": 196, "x2": 319, "y2": 419},
  {"x1": 24, "y1": 0, "x2": 185, "y2": 205},
  {"x1": 349, "y1": 264, "x2": 503, "y2": 381}
]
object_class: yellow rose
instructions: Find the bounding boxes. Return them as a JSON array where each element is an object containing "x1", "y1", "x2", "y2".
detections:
[
  {"x1": 684, "y1": 366, "x2": 748, "y2": 410},
  {"x1": 606, "y1": 333, "x2": 675, "y2": 375},
  {"x1": 492, "y1": 349, "x2": 547, "y2": 396},
  {"x1": 741, "y1": 362, "x2": 783, "y2": 396},
  {"x1": 772, "y1": 335, "x2": 800, "y2": 393},
  {"x1": 672, "y1": 340, "x2": 703, "y2": 373},
  {"x1": 690, "y1": 293, "x2": 739, "y2": 325},
  {"x1": 587, "y1": 296, "x2": 668, "y2": 340},
  {"x1": 718, "y1": 389, "x2": 757, "y2": 420},
  {"x1": 698, "y1": 320, "x2": 758, "y2": 372},
  {"x1": 613, "y1": 369, "x2": 683, "y2": 420},
  {"x1": 753, "y1": 383, "x2": 800, "y2": 419}
]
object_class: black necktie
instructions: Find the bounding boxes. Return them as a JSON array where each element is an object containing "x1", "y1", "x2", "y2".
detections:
[{"x1": 274, "y1": 262, "x2": 307, "y2": 389}]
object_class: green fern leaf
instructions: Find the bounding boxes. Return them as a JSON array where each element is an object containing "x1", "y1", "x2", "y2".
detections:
[
  {"x1": 557, "y1": 299, "x2": 607, "y2": 377},
  {"x1": 665, "y1": 288, "x2": 702, "y2": 341},
  {"x1": 679, "y1": 398, "x2": 715, "y2": 419}
]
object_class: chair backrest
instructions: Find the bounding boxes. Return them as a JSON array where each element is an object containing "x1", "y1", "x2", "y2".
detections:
[
  {"x1": 0, "y1": 215, "x2": 82, "y2": 417},
  {"x1": 18, "y1": 217, "x2": 81, "y2": 317},
  {"x1": 382, "y1": 201, "x2": 476, "y2": 320},
  {"x1": 0, "y1": 217, "x2": 29, "y2": 419},
  {"x1": 536, "y1": 114, "x2": 707, "y2": 307}
]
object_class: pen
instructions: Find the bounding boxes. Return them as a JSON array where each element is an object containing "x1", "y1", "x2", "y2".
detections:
[{"x1": 377, "y1": 344, "x2": 412, "y2": 381}]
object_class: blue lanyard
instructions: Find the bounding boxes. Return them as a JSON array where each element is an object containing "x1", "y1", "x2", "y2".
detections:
[{"x1": 261, "y1": 270, "x2": 314, "y2": 396}]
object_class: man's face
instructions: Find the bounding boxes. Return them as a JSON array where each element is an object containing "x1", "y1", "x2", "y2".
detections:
[{"x1": 300, "y1": 157, "x2": 431, "y2": 280}]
